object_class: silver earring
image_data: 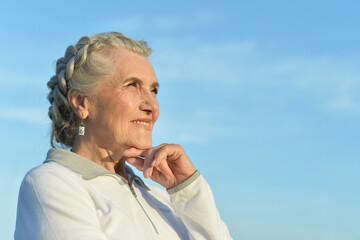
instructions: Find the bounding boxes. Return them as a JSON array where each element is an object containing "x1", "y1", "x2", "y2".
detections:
[{"x1": 78, "y1": 120, "x2": 85, "y2": 136}]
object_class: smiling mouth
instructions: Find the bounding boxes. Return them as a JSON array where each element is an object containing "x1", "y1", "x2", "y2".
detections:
[{"x1": 132, "y1": 121, "x2": 150, "y2": 126}]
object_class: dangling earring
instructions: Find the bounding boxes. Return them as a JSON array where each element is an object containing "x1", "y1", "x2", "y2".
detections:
[{"x1": 78, "y1": 120, "x2": 85, "y2": 136}]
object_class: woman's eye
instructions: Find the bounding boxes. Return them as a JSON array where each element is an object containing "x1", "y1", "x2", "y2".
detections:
[
  {"x1": 127, "y1": 82, "x2": 136, "y2": 87},
  {"x1": 152, "y1": 88, "x2": 159, "y2": 95}
]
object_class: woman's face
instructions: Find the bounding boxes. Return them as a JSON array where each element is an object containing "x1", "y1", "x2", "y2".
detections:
[{"x1": 86, "y1": 48, "x2": 159, "y2": 152}]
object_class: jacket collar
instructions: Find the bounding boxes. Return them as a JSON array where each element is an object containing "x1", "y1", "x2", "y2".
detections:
[{"x1": 44, "y1": 148, "x2": 149, "y2": 191}]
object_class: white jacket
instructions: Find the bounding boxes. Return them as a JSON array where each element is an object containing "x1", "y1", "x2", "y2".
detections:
[{"x1": 15, "y1": 148, "x2": 232, "y2": 240}]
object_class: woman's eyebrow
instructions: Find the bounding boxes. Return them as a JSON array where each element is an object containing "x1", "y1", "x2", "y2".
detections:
[
  {"x1": 125, "y1": 77, "x2": 142, "y2": 83},
  {"x1": 126, "y1": 77, "x2": 159, "y2": 88},
  {"x1": 152, "y1": 82, "x2": 159, "y2": 89}
]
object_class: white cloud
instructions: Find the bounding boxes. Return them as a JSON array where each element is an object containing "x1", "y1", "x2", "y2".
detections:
[
  {"x1": 0, "y1": 69, "x2": 44, "y2": 86},
  {"x1": 102, "y1": 16, "x2": 144, "y2": 35},
  {"x1": 54, "y1": 14, "x2": 360, "y2": 115},
  {"x1": 162, "y1": 47, "x2": 360, "y2": 114},
  {"x1": 0, "y1": 107, "x2": 49, "y2": 125},
  {"x1": 102, "y1": 10, "x2": 224, "y2": 34},
  {"x1": 328, "y1": 94, "x2": 360, "y2": 113},
  {"x1": 154, "y1": 39, "x2": 360, "y2": 116},
  {"x1": 152, "y1": 39, "x2": 256, "y2": 85},
  {"x1": 268, "y1": 58, "x2": 360, "y2": 113},
  {"x1": 153, "y1": 111, "x2": 240, "y2": 145},
  {"x1": 153, "y1": 10, "x2": 223, "y2": 30}
]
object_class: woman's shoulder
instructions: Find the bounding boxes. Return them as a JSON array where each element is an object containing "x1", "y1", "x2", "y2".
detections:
[
  {"x1": 25, "y1": 161, "x2": 82, "y2": 180},
  {"x1": 21, "y1": 161, "x2": 85, "y2": 194},
  {"x1": 18, "y1": 161, "x2": 95, "y2": 211}
]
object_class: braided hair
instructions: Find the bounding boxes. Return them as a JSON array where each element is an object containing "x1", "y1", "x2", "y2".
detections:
[{"x1": 47, "y1": 32, "x2": 152, "y2": 148}]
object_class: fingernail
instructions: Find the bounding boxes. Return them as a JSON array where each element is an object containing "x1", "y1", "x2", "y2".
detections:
[
  {"x1": 151, "y1": 159, "x2": 157, "y2": 167},
  {"x1": 144, "y1": 169, "x2": 150, "y2": 178}
]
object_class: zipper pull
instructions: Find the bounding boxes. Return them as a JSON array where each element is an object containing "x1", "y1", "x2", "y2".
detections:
[{"x1": 130, "y1": 185, "x2": 137, "y2": 197}]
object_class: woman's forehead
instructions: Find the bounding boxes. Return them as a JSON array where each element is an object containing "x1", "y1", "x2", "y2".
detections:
[
  {"x1": 120, "y1": 53, "x2": 156, "y2": 74},
  {"x1": 104, "y1": 50, "x2": 158, "y2": 85}
]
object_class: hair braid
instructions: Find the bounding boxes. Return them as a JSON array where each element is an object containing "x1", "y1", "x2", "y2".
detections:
[
  {"x1": 47, "y1": 32, "x2": 152, "y2": 148},
  {"x1": 47, "y1": 37, "x2": 94, "y2": 147}
]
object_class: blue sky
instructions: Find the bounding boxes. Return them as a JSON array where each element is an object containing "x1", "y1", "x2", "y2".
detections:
[{"x1": 1, "y1": 0, "x2": 359, "y2": 239}]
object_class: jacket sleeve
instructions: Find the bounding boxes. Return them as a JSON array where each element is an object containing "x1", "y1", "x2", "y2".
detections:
[
  {"x1": 14, "y1": 167, "x2": 108, "y2": 240},
  {"x1": 167, "y1": 171, "x2": 233, "y2": 240}
]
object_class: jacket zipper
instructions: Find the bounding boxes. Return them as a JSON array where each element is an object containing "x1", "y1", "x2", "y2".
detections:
[{"x1": 128, "y1": 183, "x2": 159, "y2": 235}]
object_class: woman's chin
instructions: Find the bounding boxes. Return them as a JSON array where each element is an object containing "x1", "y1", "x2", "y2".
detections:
[{"x1": 131, "y1": 140, "x2": 152, "y2": 150}]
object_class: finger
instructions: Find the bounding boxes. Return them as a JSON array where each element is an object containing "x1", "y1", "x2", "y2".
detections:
[
  {"x1": 123, "y1": 144, "x2": 168, "y2": 158},
  {"x1": 142, "y1": 144, "x2": 169, "y2": 178},
  {"x1": 125, "y1": 157, "x2": 145, "y2": 172},
  {"x1": 143, "y1": 148, "x2": 161, "y2": 178},
  {"x1": 123, "y1": 147, "x2": 146, "y2": 158},
  {"x1": 145, "y1": 146, "x2": 174, "y2": 180},
  {"x1": 155, "y1": 158, "x2": 174, "y2": 180},
  {"x1": 125, "y1": 144, "x2": 170, "y2": 178},
  {"x1": 153, "y1": 144, "x2": 182, "y2": 163},
  {"x1": 123, "y1": 148, "x2": 153, "y2": 178},
  {"x1": 151, "y1": 146, "x2": 177, "y2": 179}
]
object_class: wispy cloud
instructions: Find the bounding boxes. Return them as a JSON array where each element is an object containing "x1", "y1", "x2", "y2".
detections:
[
  {"x1": 266, "y1": 57, "x2": 360, "y2": 114},
  {"x1": 155, "y1": 40, "x2": 360, "y2": 114},
  {"x1": 0, "y1": 69, "x2": 45, "y2": 86},
  {"x1": 102, "y1": 10, "x2": 224, "y2": 34},
  {"x1": 0, "y1": 107, "x2": 49, "y2": 125},
  {"x1": 328, "y1": 93, "x2": 360, "y2": 113},
  {"x1": 152, "y1": 39, "x2": 256, "y2": 84},
  {"x1": 74, "y1": 14, "x2": 360, "y2": 116},
  {"x1": 152, "y1": 10, "x2": 224, "y2": 31},
  {"x1": 153, "y1": 111, "x2": 241, "y2": 145}
]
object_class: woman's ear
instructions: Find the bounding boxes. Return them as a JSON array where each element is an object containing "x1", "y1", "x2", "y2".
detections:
[{"x1": 67, "y1": 89, "x2": 89, "y2": 119}]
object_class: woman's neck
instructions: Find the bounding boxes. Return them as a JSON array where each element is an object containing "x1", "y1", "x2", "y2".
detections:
[{"x1": 71, "y1": 136, "x2": 129, "y2": 183}]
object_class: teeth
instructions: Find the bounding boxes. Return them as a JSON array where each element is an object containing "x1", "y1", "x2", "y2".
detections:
[{"x1": 133, "y1": 121, "x2": 150, "y2": 126}]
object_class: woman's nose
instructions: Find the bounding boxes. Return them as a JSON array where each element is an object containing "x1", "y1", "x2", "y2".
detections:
[{"x1": 139, "y1": 92, "x2": 159, "y2": 114}]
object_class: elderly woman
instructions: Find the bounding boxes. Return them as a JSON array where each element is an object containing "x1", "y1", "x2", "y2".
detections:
[{"x1": 15, "y1": 32, "x2": 232, "y2": 240}]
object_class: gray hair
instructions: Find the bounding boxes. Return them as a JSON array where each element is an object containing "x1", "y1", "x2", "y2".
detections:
[{"x1": 47, "y1": 32, "x2": 152, "y2": 148}]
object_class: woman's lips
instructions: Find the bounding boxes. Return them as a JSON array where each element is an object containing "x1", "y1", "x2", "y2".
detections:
[
  {"x1": 132, "y1": 120, "x2": 150, "y2": 126},
  {"x1": 131, "y1": 118, "x2": 152, "y2": 130}
]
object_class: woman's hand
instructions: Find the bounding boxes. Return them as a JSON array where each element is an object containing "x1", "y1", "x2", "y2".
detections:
[{"x1": 123, "y1": 144, "x2": 196, "y2": 189}]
